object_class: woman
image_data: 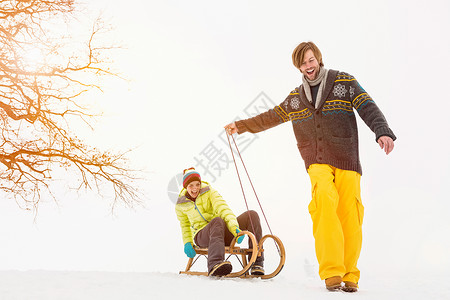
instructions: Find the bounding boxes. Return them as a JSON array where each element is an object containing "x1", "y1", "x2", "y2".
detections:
[{"x1": 175, "y1": 167, "x2": 264, "y2": 276}]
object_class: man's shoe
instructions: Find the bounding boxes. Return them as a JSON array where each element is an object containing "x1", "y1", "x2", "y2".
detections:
[
  {"x1": 208, "y1": 261, "x2": 232, "y2": 277},
  {"x1": 342, "y1": 281, "x2": 358, "y2": 293},
  {"x1": 250, "y1": 265, "x2": 265, "y2": 276},
  {"x1": 325, "y1": 276, "x2": 342, "y2": 291}
]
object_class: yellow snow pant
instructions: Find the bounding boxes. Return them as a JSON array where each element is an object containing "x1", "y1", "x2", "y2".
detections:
[{"x1": 307, "y1": 164, "x2": 364, "y2": 283}]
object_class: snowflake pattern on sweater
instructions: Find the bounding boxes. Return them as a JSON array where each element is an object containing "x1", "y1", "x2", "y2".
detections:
[
  {"x1": 290, "y1": 97, "x2": 300, "y2": 109},
  {"x1": 333, "y1": 83, "x2": 347, "y2": 98}
]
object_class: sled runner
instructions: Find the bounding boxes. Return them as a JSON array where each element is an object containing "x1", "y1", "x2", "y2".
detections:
[{"x1": 179, "y1": 230, "x2": 286, "y2": 279}]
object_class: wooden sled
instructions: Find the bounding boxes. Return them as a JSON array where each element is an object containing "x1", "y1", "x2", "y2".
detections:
[{"x1": 179, "y1": 230, "x2": 286, "y2": 279}]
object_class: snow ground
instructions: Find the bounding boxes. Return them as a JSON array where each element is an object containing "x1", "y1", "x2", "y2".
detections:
[{"x1": 0, "y1": 270, "x2": 448, "y2": 300}]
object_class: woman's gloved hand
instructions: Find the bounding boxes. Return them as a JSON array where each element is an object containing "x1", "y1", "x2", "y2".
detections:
[
  {"x1": 184, "y1": 242, "x2": 196, "y2": 258},
  {"x1": 236, "y1": 228, "x2": 245, "y2": 244}
]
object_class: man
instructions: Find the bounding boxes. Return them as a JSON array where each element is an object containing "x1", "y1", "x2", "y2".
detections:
[
  {"x1": 224, "y1": 41, "x2": 396, "y2": 292},
  {"x1": 175, "y1": 167, "x2": 264, "y2": 276}
]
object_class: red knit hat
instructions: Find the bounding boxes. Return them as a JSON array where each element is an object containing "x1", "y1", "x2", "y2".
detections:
[{"x1": 183, "y1": 167, "x2": 201, "y2": 188}]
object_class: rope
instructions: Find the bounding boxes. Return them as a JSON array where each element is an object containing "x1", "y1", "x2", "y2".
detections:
[
  {"x1": 225, "y1": 131, "x2": 256, "y2": 235},
  {"x1": 225, "y1": 130, "x2": 280, "y2": 253},
  {"x1": 228, "y1": 132, "x2": 275, "y2": 237}
]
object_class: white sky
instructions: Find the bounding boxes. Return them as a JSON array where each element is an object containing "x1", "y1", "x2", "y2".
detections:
[{"x1": 0, "y1": 0, "x2": 449, "y2": 276}]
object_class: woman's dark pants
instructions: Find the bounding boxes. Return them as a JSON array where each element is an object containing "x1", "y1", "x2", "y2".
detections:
[{"x1": 194, "y1": 210, "x2": 264, "y2": 273}]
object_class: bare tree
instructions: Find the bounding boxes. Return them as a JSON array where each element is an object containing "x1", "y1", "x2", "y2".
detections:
[{"x1": 0, "y1": 0, "x2": 140, "y2": 211}]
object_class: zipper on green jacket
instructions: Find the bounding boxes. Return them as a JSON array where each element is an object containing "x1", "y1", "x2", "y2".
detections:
[{"x1": 194, "y1": 202, "x2": 207, "y2": 222}]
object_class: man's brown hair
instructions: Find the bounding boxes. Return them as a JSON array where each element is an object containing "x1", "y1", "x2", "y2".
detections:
[{"x1": 292, "y1": 41, "x2": 324, "y2": 70}]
